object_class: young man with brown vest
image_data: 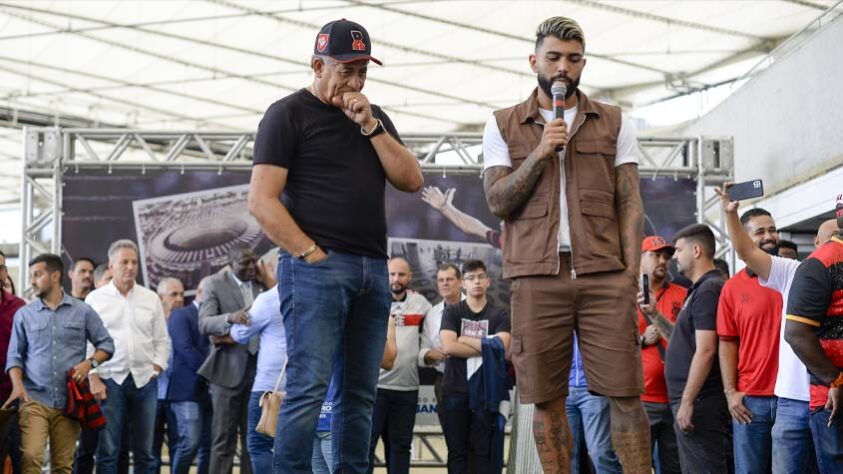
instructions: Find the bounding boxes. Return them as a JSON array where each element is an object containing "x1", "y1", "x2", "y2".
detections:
[{"x1": 482, "y1": 16, "x2": 650, "y2": 473}]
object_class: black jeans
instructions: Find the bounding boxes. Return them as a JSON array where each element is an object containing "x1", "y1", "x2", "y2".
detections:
[
  {"x1": 441, "y1": 392, "x2": 497, "y2": 474},
  {"x1": 670, "y1": 395, "x2": 732, "y2": 474},
  {"x1": 368, "y1": 388, "x2": 419, "y2": 474},
  {"x1": 644, "y1": 401, "x2": 681, "y2": 474}
]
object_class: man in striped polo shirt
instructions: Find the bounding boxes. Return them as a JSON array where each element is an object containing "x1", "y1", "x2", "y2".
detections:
[
  {"x1": 785, "y1": 195, "x2": 843, "y2": 472},
  {"x1": 368, "y1": 257, "x2": 432, "y2": 473}
]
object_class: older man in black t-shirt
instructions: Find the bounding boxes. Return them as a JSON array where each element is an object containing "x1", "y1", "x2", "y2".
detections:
[
  {"x1": 663, "y1": 224, "x2": 731, "y2": 472},
  {"x1": 248, "y1": 19, "x2": 423, "y2": 474},
  {"x1": 440, "y1": 260, "x2": 511, "y2": 473}
]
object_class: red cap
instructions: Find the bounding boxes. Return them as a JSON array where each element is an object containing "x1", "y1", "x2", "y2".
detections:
[
  {"x1": 642, "y1": 235, "x2": 675, "y2": 255},
  {"x1": 835, "y1": 193, "x2": 843, "y2": 227}
]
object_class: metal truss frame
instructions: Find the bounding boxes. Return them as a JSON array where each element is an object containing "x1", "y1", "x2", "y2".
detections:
[
  {"x1": 20, "y1": 127, "x2": 734, "y2": 468},
  {"x1": 20, "y1": 126, "x2": 734, "y2": 292}
]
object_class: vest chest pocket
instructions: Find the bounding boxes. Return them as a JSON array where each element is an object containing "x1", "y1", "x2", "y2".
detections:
[{"x1": 575, "y1": 140, "x2": 616, "y2": 191}]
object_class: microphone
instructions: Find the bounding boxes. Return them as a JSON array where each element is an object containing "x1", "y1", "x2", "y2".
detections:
[
  {"x1": 551, "y1": 81, "x2": 567, "y2": 121},
  {"x1": 551, "y1": 81, "x2": 567, "y2": 151}
]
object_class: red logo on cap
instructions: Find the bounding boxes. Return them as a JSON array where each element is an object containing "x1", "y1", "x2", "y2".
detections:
[
  {"x1": 316, "y1": 34, "x2": 329, "y2": 53},
  {"x1": 350, "y1": 30, "x2": 365, "y2": 51}
]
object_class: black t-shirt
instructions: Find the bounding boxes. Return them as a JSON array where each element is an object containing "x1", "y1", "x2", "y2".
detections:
[
  {"x1": 252, "y1": 89, "x2": 403, "y2": 258},
  {"x1": 665, "y1": 269, "x2": 725, "y2": 403},
  {"x1": 440, "y1": 300, "x2": 511, "y2": 394}
]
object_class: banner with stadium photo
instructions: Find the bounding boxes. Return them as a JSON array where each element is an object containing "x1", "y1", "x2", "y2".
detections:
[{"x1": 62, "y1": 169, "x2": 697, "y2": 425}]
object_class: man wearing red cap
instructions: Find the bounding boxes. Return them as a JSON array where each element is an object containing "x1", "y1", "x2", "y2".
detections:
[
  {"x1": 784, "y1": 196, "x2": 843, "y2": 471},
  {"x1": 637, "y1": 236, "x2": 686, "y2": 474},
  {"x1": 248, "y1": 18, "x2": 423, "y2": 474}
]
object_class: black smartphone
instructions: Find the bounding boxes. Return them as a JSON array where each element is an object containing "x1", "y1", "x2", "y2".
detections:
[
  {"x1": 727, "y1": 179, "x2": 764, "y2": 201},
  {"x1": 642, "y1": 274, "x2": 650, "y2": 305}
]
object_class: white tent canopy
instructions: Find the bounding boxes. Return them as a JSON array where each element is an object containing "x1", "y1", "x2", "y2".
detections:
[{"x1": 0, "y1": 0, "x2": 839, "y2": 205}]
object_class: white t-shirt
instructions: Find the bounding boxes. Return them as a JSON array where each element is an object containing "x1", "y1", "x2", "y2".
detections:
[
  {"x1": 759, "y1": 255, "x2": 811, "y2": 402},
  {"x1": 482, "y1": 107, "x2": 640, "y2": 249}
]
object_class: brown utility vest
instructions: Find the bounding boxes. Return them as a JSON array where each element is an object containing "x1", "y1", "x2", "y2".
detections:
[{"x1": 493, "y1": 88, "x2": 627, "y2": 279}]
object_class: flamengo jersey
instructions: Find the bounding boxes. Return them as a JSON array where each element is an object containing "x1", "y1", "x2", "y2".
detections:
[
  {"x1": 786, "y1": 237, "x2": 843, "y2": 409},
  {"x1": 378, "y1": 291, "x2": 432, "y2": 391}
]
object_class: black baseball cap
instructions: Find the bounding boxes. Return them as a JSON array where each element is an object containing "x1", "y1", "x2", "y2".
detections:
[{"x1": 314, "y1": 19, "x2": 382, "y2": 66}]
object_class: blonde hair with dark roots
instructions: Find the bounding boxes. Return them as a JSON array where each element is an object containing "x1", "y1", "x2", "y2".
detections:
[{"x1": 535, "y1": 16, "x2": 585, "y2": 51}]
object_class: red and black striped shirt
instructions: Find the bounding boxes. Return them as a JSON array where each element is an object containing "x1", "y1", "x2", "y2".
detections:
[{"x1": 786, "y1": 237, "x2": 843, "y2": 409}]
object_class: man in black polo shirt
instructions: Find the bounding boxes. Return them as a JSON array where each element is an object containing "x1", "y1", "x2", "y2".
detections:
[
  {"x1": 247, "y1": 18, "x2": 423, "y2": 474},
  {"x1": 664, "y1": 224, "x2": 731, "y2": 472}
]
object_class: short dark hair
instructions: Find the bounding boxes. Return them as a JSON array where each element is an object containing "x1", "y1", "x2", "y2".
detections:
[
  {"x1": 71, "y1": 257, "x2": 96, "y2": 272},
  {"x1": 228, "y1": 244, "x2": 254, "y2": 261},
  {"x1": 4, "y1": 276, "x2": 15, "y2": 295},
  {"x1": 778, "y1": 240, "x2": 798, "y2": 252},
  {"x1": 0, "y1": 249, "x2": 5, "y2": 258},
  {"x1": 436, "y1": 262, "x2": 461, "y2": 279},
  {"x1": 673, "y1": 224, "x2": 716, "y2": 259},
  {"x1": 461, "y1": 260, "x2": 487, "y2": 275},
  {"x1": 740, "y1": 208, "x2": 772, "y2": 226},
  {"x1": 29, "y1": 253, "x2": 64, "y2": 280},
  {"x1": 94, "y1": 263, "x2": 109, "y2": 282},
  {"x1": 713, "y1": 258, "x2": 730, "y2": 278}
]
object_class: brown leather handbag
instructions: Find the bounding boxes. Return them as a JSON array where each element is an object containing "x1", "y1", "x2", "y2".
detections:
[{"x1": 256, "y1": 359, "x2": 287, "y2": 437}]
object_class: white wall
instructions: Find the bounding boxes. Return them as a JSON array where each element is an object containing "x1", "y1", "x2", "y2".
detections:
[{"x1": 679, "y1": 15, "x2": 843, "y2": 203}]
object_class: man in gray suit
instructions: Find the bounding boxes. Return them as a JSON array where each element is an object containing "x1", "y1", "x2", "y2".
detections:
[{"x1": 198, "y1": 245, "x2": 266, "y2": 474}]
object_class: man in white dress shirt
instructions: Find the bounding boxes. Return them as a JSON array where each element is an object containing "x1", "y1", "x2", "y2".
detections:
[
  {"x1": 419, "y1": 262, "x2": 464, "y2": 428},
  {"x1": 85, "y1": 239, "x2": 171, "y2": 474}
]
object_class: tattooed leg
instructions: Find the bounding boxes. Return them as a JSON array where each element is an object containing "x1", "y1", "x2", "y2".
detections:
[
  {"x1": 608, "y1": 396, "x2": 652, "y2": 474},
  {"x1": 533, "y1": 396, "x2": 572, "y2": 474}
]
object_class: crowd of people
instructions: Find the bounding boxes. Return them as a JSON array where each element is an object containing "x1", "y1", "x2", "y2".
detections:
[{"x1": 3, "y1": 12, "x2": 843, "y2": 474}]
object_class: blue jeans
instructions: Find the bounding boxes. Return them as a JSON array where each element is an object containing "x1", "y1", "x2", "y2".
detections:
[
  {"x1": 772, "y1": 397, "x2": 819, "y2": 474},
  {"x1": 273, "y1": 251, "x2": 391, "y2": 474},
  {"x1": 368, "y1": 388, "x2": 418, "y2": 474},
  {"x1": 810, "y1": 408, "x2": 843, "y2": 473},
  {"x1": 566, "y1": 386, "x2": 622, "y2": 474},
  {"x1": 312, "y1": 432, "x2": 333, "y2": 474},
  {"x1": 97, "y1": 375, "x2": 158, "y2": 474},
  {"x1": 247, "y1": 391, "x2": 275, "y2": 472},
  {"x1": 732, "y1": 395, "x2": 776, "y2": 474},
  {"x1": 169, "y1": 399, "x2": 212, "y2": 474}
]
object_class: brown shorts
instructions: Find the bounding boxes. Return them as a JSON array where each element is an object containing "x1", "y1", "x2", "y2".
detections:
[{"x1": 510, "y1": 253, "x2": 643, "y2": 404}]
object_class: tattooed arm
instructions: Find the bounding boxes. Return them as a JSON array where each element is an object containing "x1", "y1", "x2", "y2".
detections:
[
  {"x1": 615, "y1": 163, "x2": 644, "y2": 280},
  {"x1": 483, "y1": 117, "x2": 568, "y2": 219},
  {"x1": 649, "y1": 311, "x2": 675, "y2": 341}
]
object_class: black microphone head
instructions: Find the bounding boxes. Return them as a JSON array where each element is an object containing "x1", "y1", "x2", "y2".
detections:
[{"x1": 551, "y1": 81, "x2": 567, "y2": 97}]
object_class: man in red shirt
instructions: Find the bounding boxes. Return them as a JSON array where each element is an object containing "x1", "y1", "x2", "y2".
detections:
[
  {"x1": 0, "y1": 249, "x2": 26, "y2": 471},
  {"x1": 717, "y1": 208, "x2": 783, "y2": 473},
  {"x1": 637, "y1": 236, "x2": 686, "y2": 474}
]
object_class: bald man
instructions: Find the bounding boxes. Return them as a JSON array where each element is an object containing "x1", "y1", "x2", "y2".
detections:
[{"x1": 367, "y1": 257, "x2": 432, "y2": 474}]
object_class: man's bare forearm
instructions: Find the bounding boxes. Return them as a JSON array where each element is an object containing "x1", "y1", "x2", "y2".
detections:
[
  {"x1": 725, "y1": 208, "x2": 772, "y2": 280},
  {"x1": 371, "y1": 132, "x2": 423, "y2": 192},
  {"x1": 650, "y1": 311, "x2": 675, "y2": 341},
  {"x1": 615, "y1": 164, "x2": 644, "y2": 274},
  {"x1": 483, "y1": 154, "x2": 547, "y2": 219},
  {"x1": 249, "y1": 196, "x2": 313, "y2": 255},
  {"x1": 682, "y1": 339, "x2": 716, "y2": 403},
  {"x1": 440, "y1": 205, "x2": 492, "y2": 239},
  {"x1": 785, "y1": 321, "x2": 839, "y2": 384},
  {"x1": 719, "y1": 339, "x2": 740, "y2": 391}
]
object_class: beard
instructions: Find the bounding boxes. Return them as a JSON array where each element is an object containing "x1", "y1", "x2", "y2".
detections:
[
  {"x1": 390, "y1": 283, "x2": 407, "y2": 295},
  {"x1": 538, "y1": 73, "x2": 579, "y2": 100},
  {"x1": 760, "y1": 241, "x2": 779, "y2": 256}
]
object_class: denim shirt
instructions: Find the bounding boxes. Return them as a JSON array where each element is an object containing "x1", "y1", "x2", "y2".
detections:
[
  {"x1": 6, "y1": 293, "x2": 114, "y2": 409},
  {"x1": 569, "y1": 333, "x2": 587, "y2": 388}
]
